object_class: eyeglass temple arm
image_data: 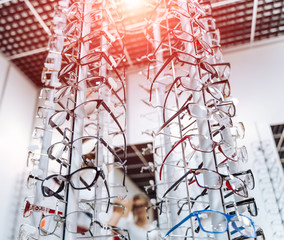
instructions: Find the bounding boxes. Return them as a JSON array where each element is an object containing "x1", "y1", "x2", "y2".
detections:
[
  {"x1": 28, "y1": 175, "x2": 43, "y2": 182},
  {"x1": 173, "y1": 162, "x2": 203, "y2": 192},
  {"x1": 101, "y1": 173, "x2": 111, "y2": 213},
  {"x1": 231, "y1": 228, "x2": 264, "y2": 240},
  {"x1": 162, "y1": 169, "x2": 192, "y2": 198},
  {"x1": 164, "y1": 212, "x2": 195, "y2": 239},
  {"x1": 159, "y1": 135, "x2": 191, "y2": 180},
  {"x1": 149, "y1": 53, "x2": 177, "y2": 102},
  {"x1": 157, "y1": 103, "x2": 187, "y2": 135},
  {"x1": 98, "y1": 137, "x2": 127, "y2": 190},
  {"x1": 159, "y1": 94, "x2": 193, "y2": 134},
  {"x1": 230, "y1": 224, "x2": 255, "y2": 237},
  {"x1": 103, "y1": 54, "x2": 126, "y2": 102},
  {"x1": 42, "y1": 185, "x2": 64, "y2": 200},
  {"x1": 94, "y1": 100, "x2": 127, "y2": 161},
  {"x1": 162, "y1": 76, "x2": 180, "y2": 123}
]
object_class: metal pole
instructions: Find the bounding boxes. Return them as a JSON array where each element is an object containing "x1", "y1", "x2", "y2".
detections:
[
  {"x1": 152, "y1": 21, "x2": 175, "y2": 231},
  {"x1": 63, "y1": 0, "x2": 89, "y2": 239}
]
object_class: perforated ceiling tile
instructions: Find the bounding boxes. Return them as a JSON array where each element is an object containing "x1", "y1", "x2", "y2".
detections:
[
  {"x1": 255, "y1": 0, "x2": 284, "y2": 41},
  {"x1": 11, "y1": 51, "x2": 48, "y2": 86},
  {"x1": 212, "y1": 0, "x2": 253, "y2": 47},
  {"x1": 0, "y1": 0, "x2": 49, "y2": 57},
  {"x1": 1, "y1": 0, "x2": 284, "y2": 87}
]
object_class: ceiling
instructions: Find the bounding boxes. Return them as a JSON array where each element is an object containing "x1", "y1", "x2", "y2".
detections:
[{"x1": 0, "y1": 0, "x2": 284, "y2": 87}]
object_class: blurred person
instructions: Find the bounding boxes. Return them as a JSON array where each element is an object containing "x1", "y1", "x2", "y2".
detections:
[{"x1": 108, "y1": 193, "x2": 158, "y2": 240}]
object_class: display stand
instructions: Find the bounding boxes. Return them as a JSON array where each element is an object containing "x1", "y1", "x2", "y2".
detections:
[
  {"x1": 20, "y1": 0, "x2": 262, "y2": 239},
  {"x1": 20, "y1": 0, "x2": 127, "y2": 239},
  {"x1": 144, "y1": 0, "x2": 260, "y2": 239}
]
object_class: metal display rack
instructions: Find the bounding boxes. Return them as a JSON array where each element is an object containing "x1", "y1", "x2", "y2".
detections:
[
  {"x1": 253, "y1": 138, "x2": 284, "y2": 240},
  {"x1": 142, "y1": 0, "x2": 263, "y2": 239},
  {"x1": 20, "y1": 0, "x2": 128, "y2": 239},
  {"x1": 18, "y1": 0, "x2": 264, "y2": 240}
]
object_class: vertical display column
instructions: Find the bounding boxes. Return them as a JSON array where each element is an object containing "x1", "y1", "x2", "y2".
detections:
[
  {"x1": 144, "y1": 0, "x2": 262, "y2": 239},
  {"x1": 19, "y1": 0, "x2": 128, "y2": 239}
]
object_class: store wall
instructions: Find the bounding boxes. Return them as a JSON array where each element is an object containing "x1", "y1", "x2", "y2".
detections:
[
  {"x1": 0, "y1": 53, "x2": 38, "y2": 240},
  {"x1": 225, "y1": 39, "x2": 284, "y2": 134}
]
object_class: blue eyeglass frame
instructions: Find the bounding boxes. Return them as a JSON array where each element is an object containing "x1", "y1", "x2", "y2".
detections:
[{"x1": 164, "y1": 209, "x2": 256, "y2": 239}]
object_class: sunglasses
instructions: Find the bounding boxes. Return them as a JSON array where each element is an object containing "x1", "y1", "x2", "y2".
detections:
[{"x1": 132, "y1": 204, "x2": 147, "y2": 210}]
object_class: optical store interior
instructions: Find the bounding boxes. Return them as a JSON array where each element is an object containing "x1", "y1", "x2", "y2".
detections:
[{"x1": 1, "y1": 0, "x2": 284, "y2": 239}]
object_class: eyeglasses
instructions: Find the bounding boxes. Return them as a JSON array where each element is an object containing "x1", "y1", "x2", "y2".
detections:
[
  {"x1": 46, "y1": 135, "x2": 126, "y2": 186},
  {"x1": 132, "y1": 204, "x2": 147, "y2": 210},
  {"x1": 60, "y1": 8, "x2": 111, "y2": 39},
  {"x1": 147, "y1": 20, "x2": 213, "y2": 58},
  {"x1": 177, "y1": 184, "x2": 256, "y2": 217},
  {"x1": 146, "y1": 200, "x2": 167, "y2": 215},
  {"x1": 39, "y1": 210, "x2": 129, "y2": 238},
  {"x1": 162, "y1": 168, "x2": 248, "y2": 198},
  {"x1": 212, "y1": 122, "x2": 245, "y2": 143},
  {"x1": 159, "y1": 134, "x2": 246, "y2": 180},
  {"x1": 164, "y1": 21, "x2": 213, "y2": 55},
  {"x1": 206, "y1": 99, "x2": 236, "y2": 118},
  {"x1": 157, "y1": 99, "x2": 235, "y2": 135},
  {"x1": 232, "y1": 227, "x2": 265, "y2": 240},
  {"x1": 167, "y1": 1, "x2": 215, "y2": 32},
  {"x1": 164, "y1": 209, "x2": 256, "y2": 239},
  {"x1": 149, "y1": 52, "x2": 219, "y2": 101},
  {"x1": 53, "y1": 76, "x2": 125, "y2": 106},
  {"x1": 18, "y1": 224, "x2": 38, "y2": 240},
  {"x1": 172, "y1": 76, "x2": 230, "y2": 101},
  {"x1": 230, "y1": 169, "x2": 255, "y2": 190},
  {"x1": 177, "y1": 189, "x2": 208, "y2": 215},
  {"x1": 23, "y1": 200, "x2": 63, "y2": 218},
  {"x1": 80, "y1": 199, "x2": 126, "y2": 215},
  {"x1": 57, "y1": 50, "x2": 126, "y2": 99},
  {"x1": 29, "y1": 166, "x2": 110, "y2": 211},
  {"x1": 226, "y1": 198, "x2": 258, "y2": 217},
  {"x1": 49, "y1": 99, "x2": 126, "y2": 142}
]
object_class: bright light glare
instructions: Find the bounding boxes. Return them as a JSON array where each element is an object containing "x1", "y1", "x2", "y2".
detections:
[{"x1": 121, "y1": 0, "x2": 145, "y2": 9}]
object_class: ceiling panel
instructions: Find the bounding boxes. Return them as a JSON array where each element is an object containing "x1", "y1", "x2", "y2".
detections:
[{"x1": 0, "y1": 0, "x2": 284, "y2": 87}]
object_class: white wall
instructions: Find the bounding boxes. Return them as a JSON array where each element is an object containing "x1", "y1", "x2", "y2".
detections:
[
  {"x1": 0, "y1": 53, "x2": 38, "y2": 240},
  {"x1": 126, "y1": 72, "x2": 160, "y2": 145},
  {"x1": 225, "y1": 39, "x2": 284, "y2": 126}
]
